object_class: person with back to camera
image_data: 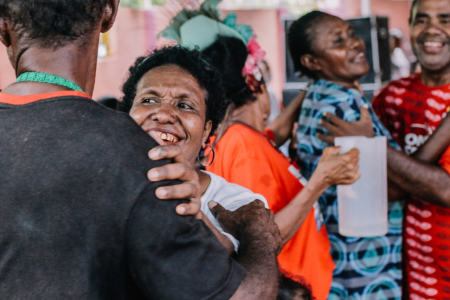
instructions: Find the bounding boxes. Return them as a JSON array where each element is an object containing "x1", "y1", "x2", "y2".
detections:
[
  {"x1": 287, "y1": 11, "x2": 403, "y2": 299},
  {"x1": 119, "y1": 45, "x2": 274, "y2": 254},
  {"x1": 0, "y1": 0, "x2": 282, "y2": 298}
]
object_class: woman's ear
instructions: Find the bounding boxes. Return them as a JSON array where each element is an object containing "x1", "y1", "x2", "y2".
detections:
[
  {"x1": 300, "y1": 54, "x2": 322, "y2": 72},
  {"x1": 202, "y1": 120, "x2": 213, "y2": 148}
]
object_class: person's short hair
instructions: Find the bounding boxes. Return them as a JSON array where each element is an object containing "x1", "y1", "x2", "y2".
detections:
[
  {"x1": 409, "y1": 0, "x2": 419, "y2": 24},
  {"x1": 121, "y1": 45, "x2": 228, "y2": 138},
  {"x1": 0, "y1": 0, "x2": 108, "y2": 48},
  {"x1": 287, "y1": 10, "x2": 331, "y2": 78},
  {"x1": 201, "y1": 36, "x2": 256, "y2": 108},
  {"x1": 277, "y1": 275, "x2": 312, "y2": 300}
]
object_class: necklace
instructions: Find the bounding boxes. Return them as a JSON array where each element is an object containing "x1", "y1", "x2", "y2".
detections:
[{"x1": 16, "y1": 72, "x2": 85, "y2": 93}]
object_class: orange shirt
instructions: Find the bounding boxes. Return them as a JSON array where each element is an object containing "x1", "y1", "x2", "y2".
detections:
[
  {"x1": 207, "y1": 123, "x2": 334, "y2": 300},
  {"x1": 0, "y1": 90, "x2": 90, "y2": 104}
]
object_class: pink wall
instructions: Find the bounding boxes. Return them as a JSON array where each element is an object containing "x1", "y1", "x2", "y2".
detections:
[{"x1": 0, "y1": 2, "x2": 413, "y2": 101}]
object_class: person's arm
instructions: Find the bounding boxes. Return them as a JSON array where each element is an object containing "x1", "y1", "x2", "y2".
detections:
[
  {"x1": 274, "y1": 147, "x2": 360, "y2": 244},
  {"x1": 267, "y1": 86, "x2": 308, "y2": 148},
  {"x1": 209, "y1": 200, "x2": 281, "y2": 299},
  {"x1": 315, "y1": 107, "x2": 450, "y2": 204},
  {"x1": 387, "y1": 147, "x2": 450, "y2": 207},
  {"x1": 412, "y1": 112, "x2": 450, "y2": 163},
  {"x1": 230, "y1": 145, "x2": 359, "y2": 245},
  {"x1": 196, "y1": 211, "x2": 235, "y2": 255},
  {"x1": 127, "y1": 184, "x2": 281, "y2": 299}
]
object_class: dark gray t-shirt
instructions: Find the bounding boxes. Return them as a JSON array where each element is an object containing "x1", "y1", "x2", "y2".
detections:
[{"x1": 0, "y1": 96, "x2": 244, "y2": 299}]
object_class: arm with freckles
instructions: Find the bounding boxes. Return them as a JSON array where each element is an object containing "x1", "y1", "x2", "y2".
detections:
[{"x1": 229, "y1": 145, "x2": 360, "y2": 245}]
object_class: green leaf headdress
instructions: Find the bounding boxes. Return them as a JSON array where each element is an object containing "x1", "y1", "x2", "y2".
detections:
[
  {"x1": 158, "y1": 0, "x2": 266, "y2": 92},
  {"x1": 158, "y1": 0, "x2": 253, "y2": 50}
]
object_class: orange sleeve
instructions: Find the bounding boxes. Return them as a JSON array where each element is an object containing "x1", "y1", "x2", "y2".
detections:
[
  {"x1": 228, "y1": 154, "x2": 287, "y2": 213},
  {"x1": 439, "y1": 146, "x2": 450, "y2": 175}
]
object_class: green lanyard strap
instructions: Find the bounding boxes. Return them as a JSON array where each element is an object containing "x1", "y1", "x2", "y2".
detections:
[{"x1": 16, "y1": 72, "x2": 85, "y2": 93}]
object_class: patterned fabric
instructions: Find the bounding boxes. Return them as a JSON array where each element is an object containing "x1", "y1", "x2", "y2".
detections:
[
  {"x1": 296, "y1": 79, "x2": 403, "y2": 299},
  {"x1": 373, "y1": 74, "x2": 450, "y2": 299}
]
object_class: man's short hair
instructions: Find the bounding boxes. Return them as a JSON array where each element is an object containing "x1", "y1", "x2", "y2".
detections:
[
  {"x1": 0, "y1": 0, "x2": 108, "y2": 48},
  {"x1": 409, "y1": 0, "x2": 419, "y2": 24}
]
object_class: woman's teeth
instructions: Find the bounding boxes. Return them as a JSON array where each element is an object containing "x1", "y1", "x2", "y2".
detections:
[{"x1": 158, "y1": 132, "x2": 179, "y2": 142}]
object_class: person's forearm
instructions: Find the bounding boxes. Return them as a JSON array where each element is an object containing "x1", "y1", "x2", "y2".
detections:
[
  {"x1": 275, "y1": 173, "x2": 327, "y2": 245},
  {"x1": 230, "y1": 234, "x2": 279, "y2": 299},
  {"x1": 412, "y1": 114, "x2": 450, "y2": 163},
  {"x1": 268, "y1": 89, "x2": 307, "y2": 148},
  {"x1": 387, "y1": 179, "x2": 408, "y2": 200},
  {"x1": 388, "y1": 147, "x2": 450, "y2": 207}
]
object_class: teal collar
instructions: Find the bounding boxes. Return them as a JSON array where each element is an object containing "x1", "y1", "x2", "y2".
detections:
[{"x1": 16, "y1": 72, "x2": 85, "y2": 93}]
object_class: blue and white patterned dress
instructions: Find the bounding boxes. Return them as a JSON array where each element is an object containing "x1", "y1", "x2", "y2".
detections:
[{"x1": 296, "y1": 79, "x2": 404, "y2": 299}]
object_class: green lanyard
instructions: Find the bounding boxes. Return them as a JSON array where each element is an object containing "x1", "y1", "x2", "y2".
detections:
[{"x1": 16, "y1": 72, "x2": 85, "y2": 93}]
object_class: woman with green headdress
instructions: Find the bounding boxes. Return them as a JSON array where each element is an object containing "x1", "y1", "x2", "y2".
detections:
[{"x1": 159, "y1": 4, "x2": 361, "y2": 299}]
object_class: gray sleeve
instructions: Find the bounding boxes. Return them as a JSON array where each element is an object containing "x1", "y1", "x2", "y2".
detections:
[{"x1": 125, "y1": 182, "x2": 245, "y2": 300}]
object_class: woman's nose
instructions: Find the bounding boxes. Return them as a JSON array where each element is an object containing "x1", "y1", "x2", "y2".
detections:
[
  {"x1": 151, "y1": 105, "x2": 177, "y2": 124},
  {"x1": 350, "y1": 37, "x2": 365, "y2": 51}
]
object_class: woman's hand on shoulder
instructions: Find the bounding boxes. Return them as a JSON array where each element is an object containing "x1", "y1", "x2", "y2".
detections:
[
  {"x1": 147, "y1": 144, "x2": 201, "y2": 216},
  {"x1": 311, "y1": 146, "x2": 361, "y2": 190},
  {"x1": 317, "y1": 104, "x2": 374, "y2": 144}
]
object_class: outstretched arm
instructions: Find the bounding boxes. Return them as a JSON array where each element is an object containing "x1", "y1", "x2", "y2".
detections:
[
  {"x1": 315, "y1": 107, "x2": 450, "y2": 205},
  {"x1": 274, "y1": 147, "x2": 360, "y2": 244}
]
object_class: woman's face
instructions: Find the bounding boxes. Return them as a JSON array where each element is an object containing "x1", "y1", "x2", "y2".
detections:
[
  {"x1": 129, "y1": 65, "x2": 212, "y2": 166},
  {"x1": 306, "y1": 15, "x2": 370, "y2": 86}
]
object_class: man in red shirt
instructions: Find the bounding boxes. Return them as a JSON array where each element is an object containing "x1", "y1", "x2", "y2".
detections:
[{"x1": 319, "y1": 0, "x2": 450, "y2": 297}]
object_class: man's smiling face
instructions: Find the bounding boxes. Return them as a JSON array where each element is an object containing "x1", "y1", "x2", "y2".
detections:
[{"x1": 410, "y1": 0, "x2": 450, "y2": 72}]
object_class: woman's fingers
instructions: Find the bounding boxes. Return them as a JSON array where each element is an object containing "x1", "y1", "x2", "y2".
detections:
[
  {"x1": 317, "y1": 132, "x2": 335, "y2": 144},
  {"x1": 319, "y1": 118, "x2": 343, "y2": 136},
  {"x1": 148, "y1": 144, "x2": 184, "y2": 161}
]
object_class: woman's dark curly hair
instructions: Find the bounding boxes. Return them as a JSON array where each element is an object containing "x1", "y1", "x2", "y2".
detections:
[
  {"x1": 0, "y1": 0, "x2": 108, "y2": 48},
  {"x1": 287, "y1": 11, "x2": 331, "y2": 78},
  {"x1": 121, "y1": 45, "x2": 228, "y2": 137},
  {"x1": 201, "y1": 36, "x2": 256, "y2": 108}
]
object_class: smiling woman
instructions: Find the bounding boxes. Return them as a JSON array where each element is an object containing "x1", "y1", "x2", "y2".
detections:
[
  {"x1": 288, "y1": 11, "x2": 403, "y2": 298},
  {"x1": 121, "y1": 45, "x2": 269, "y2": 253}
]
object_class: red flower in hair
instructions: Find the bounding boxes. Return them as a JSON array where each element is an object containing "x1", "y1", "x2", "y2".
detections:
[{"x1": 242, "y1": 36, "x2": 266, "y2": 92}]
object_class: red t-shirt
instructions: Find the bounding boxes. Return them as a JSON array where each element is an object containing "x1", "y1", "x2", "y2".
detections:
[
  {"x1": 373, "y1": 75, "x2": 450, "y2": 298},
  {"x1": 207, "y1": 123, "x2": 334, "y2": 300},
  {"x1": 373, "y1": 73, "x2": 450, "y2": 154}
]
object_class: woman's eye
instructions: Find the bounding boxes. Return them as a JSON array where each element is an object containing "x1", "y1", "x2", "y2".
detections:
[
  {"x1": 334, "y1": 37, "x2": 345, "y2": 44},
  {"x1": 141, "y1": 98, "x2": 157, "y2": 103},
  {"x1": 179, "y1": 102, "x2": 193, "y2": 109}
]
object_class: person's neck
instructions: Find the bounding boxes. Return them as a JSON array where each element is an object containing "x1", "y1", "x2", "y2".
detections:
[
  {"x1": 229, "y1": 101, "x2": 266, "y2": 133},
  {"x1": 420, "y1": 68, "x2": 450, "y2": 87},
  {"x1": 2, "y1": 37, "x2": 100, "y2": 97},
  {"x1": 198, "y1": 169, "x2": 212, "y2": 197}
]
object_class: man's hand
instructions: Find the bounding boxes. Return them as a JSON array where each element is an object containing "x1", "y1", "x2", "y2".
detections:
[
  {"x1": 148, "y1": 144, "x2": 201, "y2": 216},
  {"x1": 208, "y1": 200, "x2": 282, "y2": 254},
  {"x1": 317, "y1": 104, "x2": 374, "y2": 144}
]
